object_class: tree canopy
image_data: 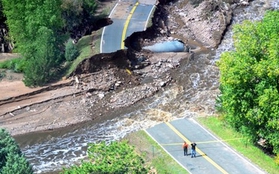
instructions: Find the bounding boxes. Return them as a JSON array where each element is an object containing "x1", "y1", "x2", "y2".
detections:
[
  {"x1": 1, "y1": 0, "x2": 98, "y2": 86},
  {"x1": 61, "y1": 0, "x2": 98, "y2": 30},
  {"x1": 217, "y1": 10, "x2": 279, "y2": 154},
  {"x1": 2, "y1": 0, "x2": 66, "y2": 86},
  {"x1": 0, "y1": 128, "x2": 33, "y2": 174},
  {"x1": 62, "y1": 141, "x2": 149, "y2": 174}
]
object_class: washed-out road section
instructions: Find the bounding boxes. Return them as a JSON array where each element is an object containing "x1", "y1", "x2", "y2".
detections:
[{"x1": 101, "y1": 0, "x2": 155, "y2": 53}]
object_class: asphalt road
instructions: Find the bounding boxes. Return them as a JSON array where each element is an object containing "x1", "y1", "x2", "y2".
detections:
[
  {"x1": 101, "y1": 18, "x2": 125, "y2": 53},
  {"x1": 145, "y1": 118, "x2": 266, "y2": 174},
  {"x1": 101, "y1": 0, "x2": 155, "y2": 53},
  {"x1": 125, "y1": 4, "x2": 154, "y2": 38}
]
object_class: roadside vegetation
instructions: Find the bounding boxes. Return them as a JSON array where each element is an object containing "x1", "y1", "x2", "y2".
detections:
[
  {"x1": 0, "y1": 0, "x2": 113, "y2": 85},
  {"x1": 65, "y1": 36, "x2": 94, "y2": 77},
  {"x1": 65, "y1": 29, "x2": 104, "y2": 77},
  {"x1": 217, "y1": 10, "x2": 279, "y2": 159},
  {"x1": 0, "y1": 128, "x2": 33, "y2": 174},
  {"x1": 124, "y1": 130, "x2": 188, "y2": 174},
  {"x1": 62, "y1": 130, "x2": 187, "y2": 174},
  {"x1": 0, "y1": 0, "x2": 99, "y2": 86},
  {"x1": 0, "y1": 57, "x2": 25, "y2": 73},
  {"x1": 62, "y1": 141, "x2": 150, "y2": 173},
  {"x1": 197, "y1": 116, "x2": 279, "y2": 174}
]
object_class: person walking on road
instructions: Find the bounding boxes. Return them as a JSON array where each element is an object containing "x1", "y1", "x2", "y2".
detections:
[
  {"x1": 182, "y1": 141, "x2": 188, "y2": 156},
  {"x1": 191, "y1": 142, "x2": 197, "y2": 158}
]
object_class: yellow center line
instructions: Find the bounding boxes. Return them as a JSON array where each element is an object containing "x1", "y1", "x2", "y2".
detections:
[
  {"x1": 161, "y1": 138, "x2": 243, "y2": 146},
  {"x1": 165, "y1": 122, "x2": 229, "y2": 174},
  {"x1": 121, "y1": 2, "x2": 139, "y2": 49}
]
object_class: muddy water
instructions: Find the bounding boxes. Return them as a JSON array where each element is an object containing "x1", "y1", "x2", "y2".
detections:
[{"x1": 15, "y1": 1, "x2": 278, "y2": 173}]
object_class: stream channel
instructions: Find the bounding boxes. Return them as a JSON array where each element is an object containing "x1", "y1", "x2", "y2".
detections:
[{"x1": 14, "y1": 1, "x2": 278, "y2": 173}]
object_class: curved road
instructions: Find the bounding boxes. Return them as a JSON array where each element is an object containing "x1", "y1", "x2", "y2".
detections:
[
  {"x1": 101, "y1": 0, "x2": 155, "y2": 53},
  {"x1": 146, "y1": 118, "x2": 266, "y2": 174}
]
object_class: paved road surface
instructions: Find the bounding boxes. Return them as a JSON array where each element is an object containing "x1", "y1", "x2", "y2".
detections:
[
  {"x1": 125, "y1": 4, "x2": 154, "y2": 38},
  {"x1": 146, "y1": 118, "x2": 266, "y2": 174},
  {"x1": 101, "y1": 0, "x2": 155, "y2": 53}
]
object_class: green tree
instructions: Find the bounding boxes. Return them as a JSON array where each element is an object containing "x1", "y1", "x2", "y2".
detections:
[
  {"x1": 61, "y1": 0, "x2": 84, "y2": 32},
  {"x1": 0, "y1": 1, "x2": 5, "y2": 21},
  {"x1": 0, "y1": 128, "x2": 33, "y2": 174},
  {"x1": 61, "y1": 0, "x2": 98, "y2": 34},
  {"x1": 62, "y1": 141, "x2": 149, "y2": 174},
  {"x1": 217, "y1": 10, "x2": 279, "y2": 154},
  {"x1": 23, "y1": 27, "x2": 63, "y2": 86},
  {"x1": 2, "y1": 0, "x2": 66, "y2": 86},
  {"x1": 1, "y1": 0, "x2": 26, "y2": 49},
  {"x1": 82, "y1": 0, "x2": 98, "y2": 16}
]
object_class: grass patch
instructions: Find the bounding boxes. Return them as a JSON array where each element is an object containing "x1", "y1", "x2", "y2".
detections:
[
  {"x1": 65, "y1": 35, "x2": 94, "y2": 76},
  {"x1": 124, "y1": 130, "x2": 188, "y2": 174},
  {"x1": 146, "y1": 6, "x2": 156, "y2": 29},
  {"x1": 65, "y1": 29, "x2": 104, "y2": 77},
  {"x1": 91, "y1": 30, "x2": 103, "y2": 55},
  {"x1": 0, "y1": 57, "x2": 25, "y2": 73},
  {"x1": 196, "y1": 116, "x2": 279, "y2": 174}
]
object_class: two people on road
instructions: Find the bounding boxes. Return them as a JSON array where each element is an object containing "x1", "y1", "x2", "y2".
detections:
[{"x1": 183, "y1": 141, "x2": 197, "y2": 157}]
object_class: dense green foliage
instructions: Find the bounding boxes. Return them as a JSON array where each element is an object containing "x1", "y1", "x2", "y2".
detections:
[
  {"x1": 0, "y1": 1, "x2": 11, "y2": 52},
  {"x1": 2, "y1": 0, "x2": 66, "y2": 86},
  {"x1": 62, "y1": 141, "x2": 149, "y2": 173},
  {"x1": 217, "y1": 10, "x2": 279, "y2": 154},
  {"x1": 2, "y1": 0, "x2": 26, "y2": 49},
  {"x1": 0, "y1": 58, "x2": 25, "y2": 73},
  {"x1": 65, "y1": 40, "x2": 79, "y2": 61},
  {"x1": 0, "y1": 1, "x2": 5, "y2": 21},
  {"x1": 65, "y1": 35, "x2": 93, "y2": 77},
  {"x1": 0, "y1": 128, "x2": 33, "y2": 174},
  {"x1": 61, "y1": 0, "x2": 98, "y2": 36},
  {"x1": 1, "y1": 0, "x2": 98, "y2": 86},
  {"x1": 23, "y1": 26, "x2": 65, "y2": 86}
]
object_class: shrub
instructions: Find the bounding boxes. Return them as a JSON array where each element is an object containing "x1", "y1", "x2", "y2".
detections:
[
  {"x1": 62, "y1": 141, "x2": 149, "y2": 173},
  {"x1": 0, "y1": 70, "x2": 6, "y2": 80},
  {"x1": 23, "y1": 27, "x2": 63, "y2": 87},
  {"x1": 65, "y1": 40, "x2": 79, "y2": 61},
  {"x1": 0, "y1": 58, "x2": 26, "y2": 73},
  {"x1": 0, "y1": 128, "x2": 33, "y2": 174}
]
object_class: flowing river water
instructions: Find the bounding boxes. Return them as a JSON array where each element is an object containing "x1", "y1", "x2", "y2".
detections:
[{"x1": 14, "y1": 1, "x2": 278, "y2": 173}]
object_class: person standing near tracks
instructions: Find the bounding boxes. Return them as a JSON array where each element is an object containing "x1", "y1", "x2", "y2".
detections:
[
  {"x1": 191, "y1": 142, "x2": 197, "y2": 158},
  {"x1": 182, "y1": 141, "x2": 188, "y2": 156}
]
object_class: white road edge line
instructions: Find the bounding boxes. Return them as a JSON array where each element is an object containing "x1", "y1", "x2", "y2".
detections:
[
  {"x1": 144, "y1": 5, "x2": 155, "y2": 30},
  {"x1": 100, "y1": 1, "x2": 119, "y2": 53},
  {"x1": 189, "y1": 117, "x2": 267, "y2": 174},
  {"x1": 144, "y1": 129, "x2": 192, "y2": 174}
]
